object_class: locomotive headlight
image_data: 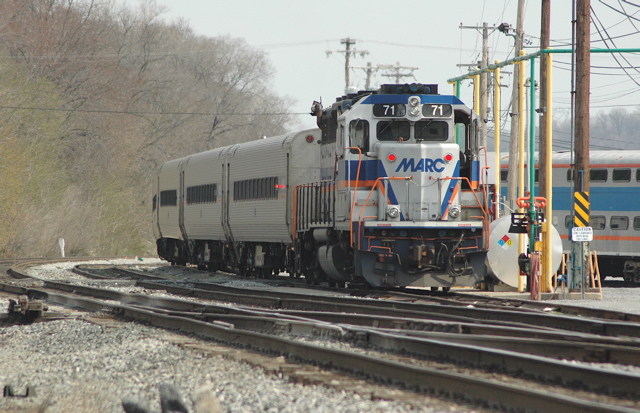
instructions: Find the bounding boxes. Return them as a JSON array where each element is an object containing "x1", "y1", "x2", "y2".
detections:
[
  {"x1": 448, "y1": 206, "x2": 461, "y2": 219},
  {"x1": 408, "y1": 96, "x2": 421, "y2": 116},
  {"x1": 387, "y1": 205, "x2": 401, "y2": 220}
]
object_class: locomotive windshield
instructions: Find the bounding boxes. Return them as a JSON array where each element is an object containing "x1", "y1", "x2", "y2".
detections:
[
  {"x1": 376, "y1": 120, "x2": 410, "y2": 141},
  {"x1": 375, "y1": 119, "x2": 449, "y2": 142},
  {"x1": 415, "y1": 120, "x2": 448, "y2": 141}
]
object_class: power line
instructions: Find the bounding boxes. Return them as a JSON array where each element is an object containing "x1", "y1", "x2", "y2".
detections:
[
  {"x1": 591, "y1": 6, "x2": 640, "y2": 87},
  {"x1": 0, "y1": 105, "x2": 305, "y2": 116}
]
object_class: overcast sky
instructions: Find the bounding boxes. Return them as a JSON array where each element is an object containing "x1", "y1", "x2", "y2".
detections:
[{"x1": 125, "y1": 1, "x2": 640, "y2": 132}]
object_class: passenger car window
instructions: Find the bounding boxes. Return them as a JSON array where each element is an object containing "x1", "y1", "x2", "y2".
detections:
[
  {"x1": 611, "y1": 216, "x2": 629, "y2": 230},
  {"x1": 591, "y1": 216, "x2": 606, "y2": 230},
  {"x1": 612, "y1": 169, "x2": 631, "y2": 182},
  {"x1": 590, "y1": 169, "x2": 607, "y2": 182},
  {"x1": 160, "y1": 190, "x2": 177, "y2": 206}
]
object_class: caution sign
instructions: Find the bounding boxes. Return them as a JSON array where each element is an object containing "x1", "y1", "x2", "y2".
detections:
[
  {"x1": 573, "y1": 191, "x2": 590, "y2": 227},
  {"x1": 572, "y1": 226, "x2": 593, "y2": 242}
]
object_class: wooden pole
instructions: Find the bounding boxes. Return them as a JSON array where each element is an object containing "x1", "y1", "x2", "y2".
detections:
[
  {"x1": 575, "y1": 0, "x2": 591, "y2": 289},
  {"x1": 539, "y1": 0, "x2": 552, "y2": 292},
  {"x1": 575, "y1": 1, "x2": 590, "y2": 195},
  {"x1": 507, "y1": 0, "x2": 526, "y2": 210}
]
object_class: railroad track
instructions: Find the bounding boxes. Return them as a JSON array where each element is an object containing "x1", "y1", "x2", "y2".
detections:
[{"x1": 2, "y1": 261, "x2": 640, "y2": 412}]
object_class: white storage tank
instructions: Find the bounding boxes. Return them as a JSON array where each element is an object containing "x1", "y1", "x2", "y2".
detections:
[{"x1": 486, "y1": 215, "x2": 563, "y2": 288}]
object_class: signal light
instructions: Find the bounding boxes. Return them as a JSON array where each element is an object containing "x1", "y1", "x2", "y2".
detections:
[
  {"x1": 305, "y1": 135, "x2": 314, "y2": 143},
  {"x1": 444, "y1": 153, "x2": 453, "y2": 162},
  {"x1": 387, "y1": 153, "x2": 396, "y2": 162}
]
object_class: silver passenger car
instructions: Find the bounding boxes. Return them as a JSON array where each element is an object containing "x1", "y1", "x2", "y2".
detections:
[{"x1": 153, "y1": 129, "x2": 322, "y2": 273}]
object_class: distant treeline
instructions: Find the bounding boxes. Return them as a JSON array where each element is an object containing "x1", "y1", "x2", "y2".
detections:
[{"x1": 0, "y1": 0, "x2": 295, "y2": 257}]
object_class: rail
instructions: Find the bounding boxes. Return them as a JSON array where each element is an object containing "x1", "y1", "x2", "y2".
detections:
[{"x1": 4, "y1": 264, "x2": 640, "y2": 412}]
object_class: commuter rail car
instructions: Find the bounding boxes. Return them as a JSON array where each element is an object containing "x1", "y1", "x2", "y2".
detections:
[
  {"x1": 500, "y1": 150, "x2": 640, "y2": 284},
  {"x1": 153, "y1": 83, "x2": 494, "y2": 288}
]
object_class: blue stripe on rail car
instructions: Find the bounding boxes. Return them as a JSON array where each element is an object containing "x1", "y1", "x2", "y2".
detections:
[{"x1": 501, "y1": 185, "x2": 640, "y2": 212}]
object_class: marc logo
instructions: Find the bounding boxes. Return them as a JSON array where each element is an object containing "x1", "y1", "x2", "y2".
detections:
[{"x1": 394, "y1": 158, "x2": 446, "y2": 173}]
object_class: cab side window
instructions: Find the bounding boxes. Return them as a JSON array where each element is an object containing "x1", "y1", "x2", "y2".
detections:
[{"x1": 350, "y1": 119, "x2": 370, "y2": 153}]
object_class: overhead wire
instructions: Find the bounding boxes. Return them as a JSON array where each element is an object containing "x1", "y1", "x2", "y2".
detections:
[
  {"x1": 0, "y1": 105, "x2": 307, "y2": 116},
  {"x1": 591, "y1": 5, "x2": 640, "y2": 87}
]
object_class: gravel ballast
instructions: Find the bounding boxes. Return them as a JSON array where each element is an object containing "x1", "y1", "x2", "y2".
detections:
[
  {"x1": 1, "y1": 317, "x2": 457, "y2": 413},
  {"x1": 1, "y1": 260, "x2": 485, "y2": 413},
  {"x1": 2, "y1": 259, "x2": 640, "y2": 412}
]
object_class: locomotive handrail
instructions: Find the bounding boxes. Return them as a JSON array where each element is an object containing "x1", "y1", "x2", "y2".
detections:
[
  {"x1": 368, "y1": 245, "x2": 393, "y2": 253},
  {"x1": 292, "y1": 180, "x2": 335, "y2": 241},
  {"x1": 478, "y1": 146, "x2": 494, "y2": 219},
  {"x1": 434, "y1": 176, "x2": 490, "y2": 220},
  {"x1": 348, "y1": 147, "x2": 363, "y2": 248},
  {"x1": 481, "y1": 164, "x2": 493, "y2": 218}
]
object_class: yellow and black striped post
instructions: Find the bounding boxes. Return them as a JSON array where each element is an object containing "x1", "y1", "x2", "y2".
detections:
[{"x1": 573, "y1": 191, "x2": 590, "y2": 227}]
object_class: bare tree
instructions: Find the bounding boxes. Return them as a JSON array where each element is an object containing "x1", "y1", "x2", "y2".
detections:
[{"x1": 0, "y1": 0, "x2": 296, "y2": 256}]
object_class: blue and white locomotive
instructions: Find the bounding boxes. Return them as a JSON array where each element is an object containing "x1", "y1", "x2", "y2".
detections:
[{"x1": 153, "y1": 83, "x2": 493, "y2": 288}]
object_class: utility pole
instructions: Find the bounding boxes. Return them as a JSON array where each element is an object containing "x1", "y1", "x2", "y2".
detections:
[
  {"x1": 459, "y1": 23, "x2": 494, "y2": 148},
  {"x1": 326, "y1": 38, "x2": 369, "y2": 94},
  {"x1": 539, "y1": 0, "x2": 550, "y2": 200},
  {"x1": 352, "y1": 62, "x2": 419, "y2": 91},
  {"x1": 539, "y1": 0, "x2": 553, "y2": 293},
  {"x1": 507, "y1": 0, "x2": 526, "y2": 210},
  {"x1": 380, "y1": 62, "x2": 419, "y2": 84},
  {"x1": 572, "y1": 0, "x2": 591, "y2": 293},
  {"x1": 352, "y1": 62, "x2": 376, "y2": 90},
  {"x1": 480, "y1": 22, "x2": 489, "y2": 148},
  {"x1": 575, "y1": 1, "x2": 590, "y2": 195}
]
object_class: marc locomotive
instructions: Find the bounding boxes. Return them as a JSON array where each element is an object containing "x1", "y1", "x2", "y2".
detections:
[{"x1": 153, "y1": 83, "x2": 494, "y2": 288}]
